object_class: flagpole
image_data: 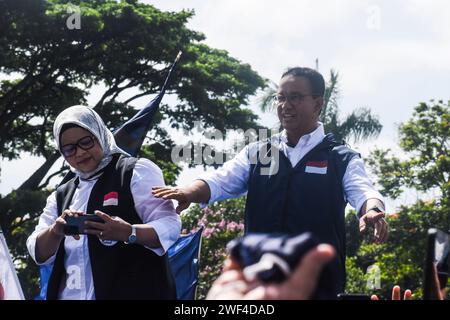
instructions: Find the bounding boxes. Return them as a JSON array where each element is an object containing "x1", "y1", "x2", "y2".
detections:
[{"x1": 161, "y1": 50, "x2": 183, "y2": 94}]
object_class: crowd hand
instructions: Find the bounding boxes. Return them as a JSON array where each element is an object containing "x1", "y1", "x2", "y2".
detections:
[
  {"x1": 152, "y1": 186, "x2": 192, "y2": 214},
  {"x1": 50, "y1": 209, "x2": 84, "y2": 241},
  {"x1": 359, "y1": 211, "x2": 388, "y2": 243},
  {"x1": 207, "y1": 244, "x2": 336, "y2": 300},
  {"x1": 371, "y1": 286, "x2": 412, "y2": 300},
  {"x1": 83, "y1": 210, "x2": 131, "y2": 242}
]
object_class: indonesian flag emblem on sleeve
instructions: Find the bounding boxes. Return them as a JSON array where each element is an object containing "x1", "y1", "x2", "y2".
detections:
[
  {"x1": 103, "y1": 192, "x2": 119, "y2": 206},
  {"x1": 305, "y1": 161, "x2": 328, "y2": 175}
]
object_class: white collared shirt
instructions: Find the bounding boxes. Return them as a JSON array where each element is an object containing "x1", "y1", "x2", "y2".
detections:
[
  {"x1": 198, "y1": 123, "x2": 383, "y2": 215},
  {"x1": 26, "y1": 158, "x2": 181, "y2": 300}
]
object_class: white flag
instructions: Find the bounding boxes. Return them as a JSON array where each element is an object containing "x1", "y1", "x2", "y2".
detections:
[{"x1": 0, "y1": 231, "x2": 25, "y2": 300}]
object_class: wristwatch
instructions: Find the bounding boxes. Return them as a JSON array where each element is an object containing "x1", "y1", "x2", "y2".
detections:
[{"x1": 125, "y1": 225, "x2": 137, "y2": 244}]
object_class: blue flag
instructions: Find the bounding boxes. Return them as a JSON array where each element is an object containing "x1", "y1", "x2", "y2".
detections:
[
  {"x1": 168, "y1": 227, "x2": 204, "y2": 300},
  {"x1": 35, "y1": 263, "x2": 52, "y2": 300}
]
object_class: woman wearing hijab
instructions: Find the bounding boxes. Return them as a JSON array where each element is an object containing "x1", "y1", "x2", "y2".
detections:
[{"x1": 26, "y1": 105, "x2": 181, "y2": 300}]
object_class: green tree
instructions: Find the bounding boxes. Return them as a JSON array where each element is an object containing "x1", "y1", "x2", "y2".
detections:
[
  {"x1": 346, "y1": 100, "x2": 450, "y2": 299},
  {"x1": 258, "y1": 70, "x2": 382, "y2": 143},
  {"x1": 0, "y1": 0, "x2": 265, "y2": 298},
  {"x1": 368, "y1": 100, "x2": 449, "y2": 203}
]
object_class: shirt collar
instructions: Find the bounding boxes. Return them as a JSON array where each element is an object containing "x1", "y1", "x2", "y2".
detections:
[{"x1": 280, "y1": 122, "x2": 325, "y2": 147}]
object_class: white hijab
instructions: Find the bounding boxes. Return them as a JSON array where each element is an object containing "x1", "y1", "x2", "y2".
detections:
[{"x1": 53, "y1": 105, "x2": 129, "y2": 180}]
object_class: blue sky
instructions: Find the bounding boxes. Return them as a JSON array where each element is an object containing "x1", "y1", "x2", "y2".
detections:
[{"x1": 1, "y1": 0, "x2": 449, "y2": 212}]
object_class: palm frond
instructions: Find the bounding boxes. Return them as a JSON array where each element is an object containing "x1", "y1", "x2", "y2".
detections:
[
  {"x1": 339, "y1": 107, "x2": 383, "y2": 143},
  {"x1": 322, "y1": 69, "x2": 340, "y2": 121},
  {"x1": 257, "y1": 80, "x2": 278, "y2": 113}
]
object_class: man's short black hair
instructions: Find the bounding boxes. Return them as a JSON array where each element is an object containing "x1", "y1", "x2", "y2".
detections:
[{"x1": 281, "y1": 67, "x2": 325, "y2": 97}]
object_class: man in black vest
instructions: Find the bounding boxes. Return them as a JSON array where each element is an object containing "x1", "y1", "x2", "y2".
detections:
[{"x1": 153, "y1": 67, "x2": 388, "y2": 296}]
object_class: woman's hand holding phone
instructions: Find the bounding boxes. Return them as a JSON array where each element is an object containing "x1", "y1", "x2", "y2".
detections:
[{"x1": 50, "y1": 209, "x2": 85, "y2": 240}]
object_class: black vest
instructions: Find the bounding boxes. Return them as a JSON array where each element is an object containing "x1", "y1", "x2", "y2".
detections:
[
  {"x1": 244, "y1": 133, "x2": 360, "y2": 293},
  {"x1": 47, "y1": 154, "x2": 176, "y2": 300}
]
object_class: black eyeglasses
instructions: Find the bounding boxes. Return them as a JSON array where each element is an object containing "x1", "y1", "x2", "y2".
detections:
[
  {"x1": 60, "y1": 136, "x2": 95, "y2": 157},
  {"x1": 273, "y1": 93, "x2": 319, "y2": 106}
]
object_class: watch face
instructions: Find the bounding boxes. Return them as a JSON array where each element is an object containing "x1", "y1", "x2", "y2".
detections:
[
  {"x1": 368, "y1": 206, "x2": 383, "y2": 214},
  {"x1": 128, "y1": 234, "x2": 137, "y2": 243}
]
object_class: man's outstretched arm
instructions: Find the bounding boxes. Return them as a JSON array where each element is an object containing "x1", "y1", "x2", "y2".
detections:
[{"x1": 152, "y1": 180, "x2": 211, "y2": 214}]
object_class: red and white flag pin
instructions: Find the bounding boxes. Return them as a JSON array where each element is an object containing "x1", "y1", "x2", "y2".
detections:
[
  {"x1": 305, "y1": 161, "x2": 328, "y2": 175},
  {"x1": 103, "y1": 192, "x2": 118, "y2": 206}
]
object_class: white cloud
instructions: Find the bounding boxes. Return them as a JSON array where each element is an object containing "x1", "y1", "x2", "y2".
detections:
[
  {"x1": 334, "y1": 39, "x2": 450, "y2": 96},
  {"x1": 150, "y1": 0, "x2": 450, "y2": 97},
  {"x1": 149, "y1": 0, "x2": 367, "y2": 79},
  {"x1": 405, "y1": 0, "x2": 450, "y2": 41}
]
